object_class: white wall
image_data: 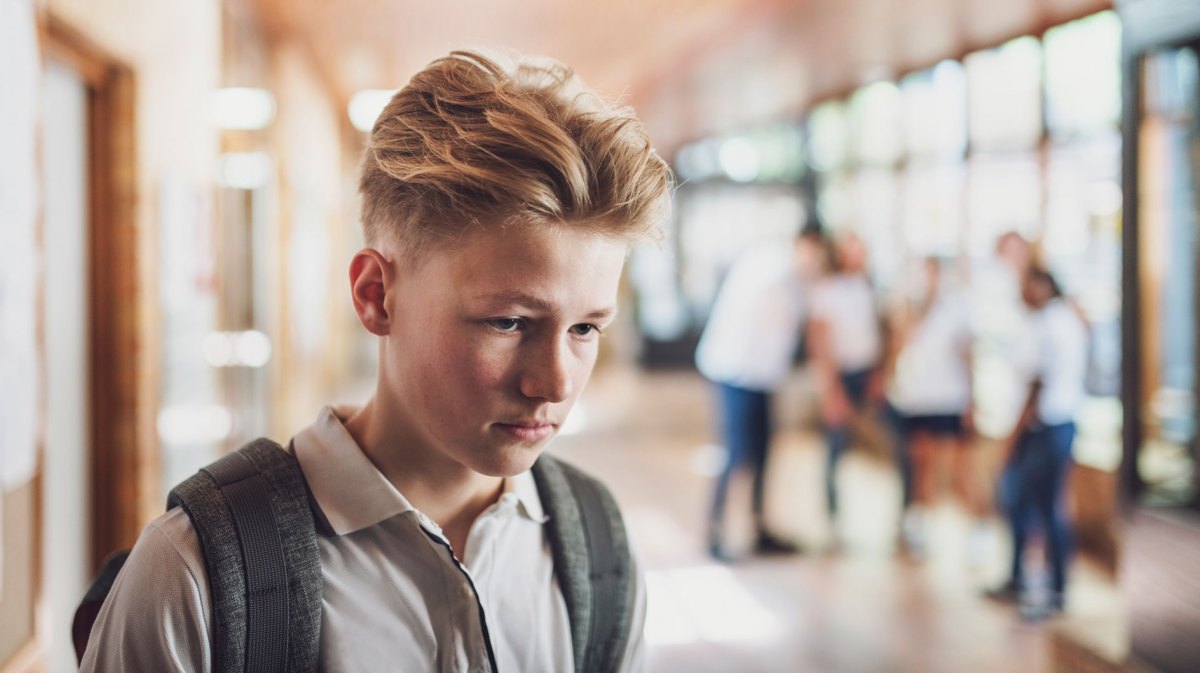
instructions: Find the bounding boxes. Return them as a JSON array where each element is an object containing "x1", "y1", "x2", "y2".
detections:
[{"x1": 41, "y1": 58, "x2": 92, "y2": 673}]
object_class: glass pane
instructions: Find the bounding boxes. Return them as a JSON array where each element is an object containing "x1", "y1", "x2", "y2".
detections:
[
  {"x1": 902, "y1": 60, "x2": 967, "y2": 160},
  {"x1": 818, "y1": 167, "x2": 902, "y2": 286},
  {"x1": 675, "y1": 183, "x2": 806, "y2": 317},
  {"x1": 675, "y1": 125, "x2": 805, "y2": 184},
  {"x1": 965, "y1": 36, "x2": 1043, "y2": 152},
  {"x1": 1045, "y1": 134, "x2": 1124, "y2": 469},
  {"x1": 816, "y1": 169, "x2": 854, "y2": 231},
  {"x1": 1138, "y1": 45, "x2": 1200, "y2": 506},
  {"x1": 849, "y1": 81, "x2": 903, "y2": 167},
  {"x1": 674, "y1": 137, "x2": 725, "y2": 183},
  {"x1": 852, "y1": 168, "x2": 902, "y2": 288},
  {"x1": 965, "y1": 153, "x2": 1042, "y2": 257},
  {"x1": 901, "y1": 160, "x2": 965, "y2": 257},
  {"x1": 1044, "y1": 11, "x2": 1121, "y2": 139},
  {"x1": 1044, "y1": 135, "x2": 1122, "y2": 303},
  {"x1": 749, "y1": 124, "x2": 806, "y2": 182},
  {"x1": 809, "y1": 101, "x2": 849, "y2": 172}
]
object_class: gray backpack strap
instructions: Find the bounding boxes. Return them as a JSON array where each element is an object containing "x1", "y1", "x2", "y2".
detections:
[
  {"x1": 167, "y1": 438, "x2": 323, "y2": 673},
  {"x1": 531, "y1": 454, "x2": 634, "y2": 673}
]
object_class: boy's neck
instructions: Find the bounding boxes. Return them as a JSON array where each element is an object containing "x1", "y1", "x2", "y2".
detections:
[{"x1": 342, "y1": 395, "x2": 505, "y2": 536}]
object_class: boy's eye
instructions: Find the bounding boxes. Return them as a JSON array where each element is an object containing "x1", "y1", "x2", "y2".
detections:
[
  {"x1": 570, "y1": 323, "x2": 601, "y2": 337},
  {"x1": 487, "y1": 317, "x2": 524, "y2": 333}
]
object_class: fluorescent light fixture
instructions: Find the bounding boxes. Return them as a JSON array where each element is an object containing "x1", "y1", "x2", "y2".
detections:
[
  {"x1": 213, "y1": 87, "x2": 276, "y2": 130},
  {"x1": 348, "y1": 89, "x2": 395, "y2": 133},
  {"x1": 218, "y1": 152, "x2": 272, "y2": 189}
]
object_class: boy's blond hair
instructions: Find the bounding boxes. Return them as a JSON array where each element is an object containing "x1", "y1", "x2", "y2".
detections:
[{"x1": 359, "y1": 50, "x2": 673, "y2": 259}]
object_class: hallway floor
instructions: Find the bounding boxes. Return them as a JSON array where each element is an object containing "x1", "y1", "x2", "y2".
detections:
[{"x1": 551, "y1": 369, "x2": 1125, "y2": 673}]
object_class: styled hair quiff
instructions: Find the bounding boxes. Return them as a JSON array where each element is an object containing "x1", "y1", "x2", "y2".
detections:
[{"x1": 359, "y1": 50, "x2": 673, "y2": 258}]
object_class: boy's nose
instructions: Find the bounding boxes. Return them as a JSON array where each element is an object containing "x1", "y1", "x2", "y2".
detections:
[{"x1": 519, "y1": 338, "x2": 573, "y2": 403}]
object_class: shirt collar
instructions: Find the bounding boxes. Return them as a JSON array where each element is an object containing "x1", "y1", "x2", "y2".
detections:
[
  {"x1": 293, "y1": 405, "x2": 546, "y2": 536},
  {"x1": 507, "y1": 466, "x2": 548, "y2": 523}
]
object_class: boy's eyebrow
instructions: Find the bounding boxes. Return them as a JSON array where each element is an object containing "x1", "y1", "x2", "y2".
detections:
[{"x1": 472, "y1": 291, "x2": 617, "y2": 321}]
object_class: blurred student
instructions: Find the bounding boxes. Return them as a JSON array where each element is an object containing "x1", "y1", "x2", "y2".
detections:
[
  {"x1": 696, "y1": 229, "x2": 826, "y2": 560},
  {"x1": 807, "y1": 231, "x2": 883, "y2": 540},
  {"x1": 80, "y1": 50, "x2": 670, "y2": 672},
  {"x1": 886, "y1": 258, "x2": 984, "y2": 560},
  {"x1": 996, "y1": 230, "x2": 1034, "y2": 281},
  {"x1": 993, "y1": 267, "x2": 1087, "y2": 620}
]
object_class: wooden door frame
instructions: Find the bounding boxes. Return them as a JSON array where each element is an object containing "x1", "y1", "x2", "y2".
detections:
[
  {"x1": 1119, "y1": 0, "x2": 1200, "y2": 507},
  {"x1": 37, "y1": 11, "x2": 145, "y2": 578}
]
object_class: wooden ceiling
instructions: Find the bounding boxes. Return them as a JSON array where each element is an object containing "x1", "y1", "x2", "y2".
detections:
[{"x1": 249, "y1": 0, "x2": 1112, "y2": 152}]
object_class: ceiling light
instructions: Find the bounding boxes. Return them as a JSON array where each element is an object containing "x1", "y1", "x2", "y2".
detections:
[{"x1": 213, "y1": 87, "x2": 276, "y2": 130}]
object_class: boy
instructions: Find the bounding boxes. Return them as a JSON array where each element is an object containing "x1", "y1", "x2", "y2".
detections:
[{"x1": 81, "y1": 49, "x2": 671, "y2": 672}]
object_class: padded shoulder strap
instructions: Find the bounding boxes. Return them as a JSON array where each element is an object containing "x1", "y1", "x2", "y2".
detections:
[
  {"x1": 531, "y1": 454, "x2": 634, "y2": 673},
  {"x1": 167, "y1": 438, "x2": 323, "y2": 673}
]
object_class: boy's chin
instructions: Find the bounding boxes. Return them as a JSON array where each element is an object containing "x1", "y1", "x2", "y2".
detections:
[{"x1": 468, "y1": 442, "x2": 550, "y2": 478}]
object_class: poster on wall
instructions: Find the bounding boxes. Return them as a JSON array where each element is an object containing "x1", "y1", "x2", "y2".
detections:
[{"x1": 0, "y1": 0, "x2": 43, "y2": 595}]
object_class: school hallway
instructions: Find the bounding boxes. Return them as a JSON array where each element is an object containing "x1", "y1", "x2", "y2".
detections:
[
  {"x1": 553, "y1": 369, "x2": 1125, "y2": 673},
  {"x1": 9, "y1": 1, "x2": 1200, "y2": 671}
]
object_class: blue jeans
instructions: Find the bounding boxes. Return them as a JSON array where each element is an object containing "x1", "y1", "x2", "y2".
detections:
[
  {"x1": 884, "y1": 402, "x2": 914, "y2": 510},
  {"x1": 823, "y1": 369, "x2": 874, "y2": 517},
  {"x1": 1004, "y1": 422, "x2": 1076, "y2": 594},
  {"x1": 709, "y1": 383, "x2": 771, "y2": 539}
]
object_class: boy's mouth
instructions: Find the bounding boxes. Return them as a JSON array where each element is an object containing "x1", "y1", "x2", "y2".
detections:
[{"x1": 493, "y1": 420, "x2": 557, "y2": 442}]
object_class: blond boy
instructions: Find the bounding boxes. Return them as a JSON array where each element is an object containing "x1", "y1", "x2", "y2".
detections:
[{"x1": 81, "y1": 49, "x2": 671, "y2": 673}]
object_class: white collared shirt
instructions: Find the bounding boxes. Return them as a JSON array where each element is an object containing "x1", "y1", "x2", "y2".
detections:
[{"x1": 80, "y1": 406, "x2": 646, "y2": 673}]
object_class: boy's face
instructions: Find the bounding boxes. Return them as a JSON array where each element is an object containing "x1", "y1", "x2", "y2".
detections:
[
  {"x1": 1021, "y1": 274, "x2": 1049, "y2": 308},
  {"x1": 383, "y1": 224, "x2": 626, "y2": 477}
]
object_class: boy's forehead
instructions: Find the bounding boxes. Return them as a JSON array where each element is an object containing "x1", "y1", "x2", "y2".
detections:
[{"x1": 398, "y1": 222, "x2": 628, "y2": 290}]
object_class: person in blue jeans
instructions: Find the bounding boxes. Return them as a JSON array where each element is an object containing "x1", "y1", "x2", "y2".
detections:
[
  {"x1": 696, "y1": 231, "x2": 827, "y2": 560},
  {"x1": 807, "y1": 232, "x2": 884, "y2": 542},
  {"x1": 821, "y1": 369, "x2": 876, "y2": 517},
  {"x1": 993, "y1": 267, "x2": 1087, "y2": 619},
  {"x1": 709, "y1": 383, "x2": 777, "y2": 557}
]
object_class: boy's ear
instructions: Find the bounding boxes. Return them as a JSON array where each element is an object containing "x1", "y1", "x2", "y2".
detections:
[{"x1": 349, "y1": 248, "x2": 392, "y2": 336}]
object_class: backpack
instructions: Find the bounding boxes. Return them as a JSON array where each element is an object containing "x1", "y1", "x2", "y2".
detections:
[{"x1": 73, "y1": 438, "x2": 635, "y2": 673}]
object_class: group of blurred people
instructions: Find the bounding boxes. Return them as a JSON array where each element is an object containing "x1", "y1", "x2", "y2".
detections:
[{"x1": 695, "y1": 227, "x2": 1088, "y2": 621}]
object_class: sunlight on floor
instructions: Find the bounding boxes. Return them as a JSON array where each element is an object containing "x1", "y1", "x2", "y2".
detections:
[{"x1": 645, "y1": 565, "x2": 784, "y2": 646}]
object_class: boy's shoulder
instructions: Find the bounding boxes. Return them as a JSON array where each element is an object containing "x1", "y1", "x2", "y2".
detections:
[
  {"x1": 79, "y1": 508, "x2": 213, "y2": 672},
  {"x1": 144, "y1": 506, "x2": 207, "y2": 569}
]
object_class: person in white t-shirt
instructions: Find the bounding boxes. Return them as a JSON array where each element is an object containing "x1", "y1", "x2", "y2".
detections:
[
  {"x1": 992, "y1": 267, "x2": 1088, "y2": 620},
  {"x1": 886, "y1": 258, "x2": 983, "y2": 559},
  {"x1": 696, "y1": 229, "x2": 826, "y2": 560},
  {"x1": 807, "y1": 231, "x2": 884, "y2": 535}
]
